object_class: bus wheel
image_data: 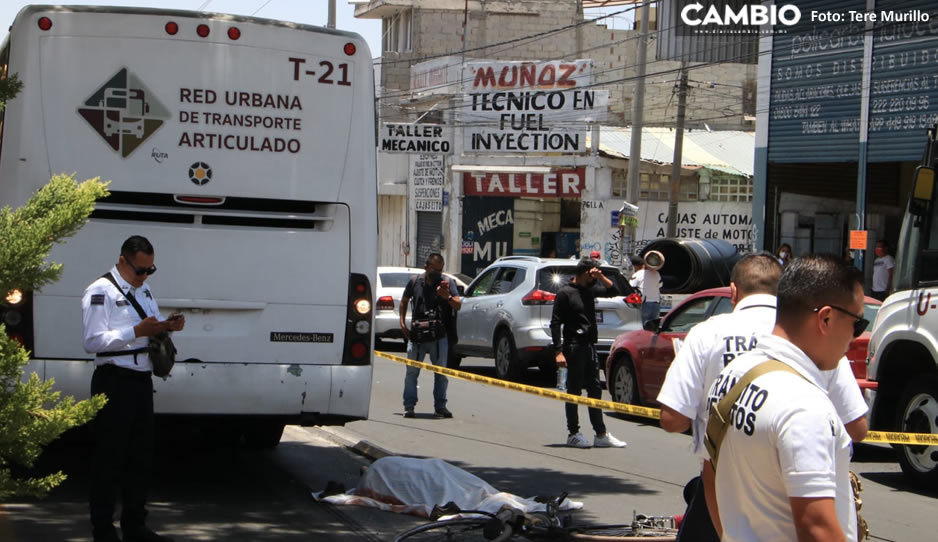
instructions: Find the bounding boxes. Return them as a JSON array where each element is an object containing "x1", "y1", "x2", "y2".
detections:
[
  {"x1": 895, "y1": 374, "x2": 938, "y2": 488},
  {"x1": 244, "y1": 421, "x2": 285, "y2": 449}
]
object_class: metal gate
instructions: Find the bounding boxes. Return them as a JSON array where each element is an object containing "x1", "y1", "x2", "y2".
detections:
[{"x1": 415, "y1": 211, "x2": 442, "y2": 267}]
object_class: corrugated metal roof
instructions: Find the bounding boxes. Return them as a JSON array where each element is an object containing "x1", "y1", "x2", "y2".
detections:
[{"x1": 595, "y1": 126, "x2": 755, "y2": 177}]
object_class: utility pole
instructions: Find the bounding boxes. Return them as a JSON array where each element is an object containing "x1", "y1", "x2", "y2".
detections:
[
  {"x1": 327, "y1": 0, "x2": 336, "y2": 29},
  {"x1": 667, "y1": 65, "x2": 688, "y2": 238},
  {"x1": 625, "y1": 0, "x2": 650, "y2": 257}
]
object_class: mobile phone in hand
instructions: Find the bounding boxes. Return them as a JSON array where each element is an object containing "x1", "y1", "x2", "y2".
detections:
[{"x1": 168, "y1": 313, "x2": 183, "y2": 321}]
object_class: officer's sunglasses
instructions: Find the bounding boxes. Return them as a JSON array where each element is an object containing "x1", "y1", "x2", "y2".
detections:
[
  {"x1": 127, "y1": 261, "x2": 157, "y2": 276},
  {"x1": 813, "y1": 305, "x2": 869, "y2": 338}
]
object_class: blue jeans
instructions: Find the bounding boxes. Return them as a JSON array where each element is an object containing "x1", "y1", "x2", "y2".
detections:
[
  {"x1": 403, "y1": 337, "x2": 449, "y2": 410},
  {"x1": 641, "y1": 301, "x2": 660, "y2": 325}
]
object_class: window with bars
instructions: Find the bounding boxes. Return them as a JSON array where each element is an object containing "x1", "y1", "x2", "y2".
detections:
[
  {"x1": 640, "y1": 173, "x2": 669, "y2": 200},
  {"x1": 640, "y1": 173, "x2": 699, "y2": 201},
  {"x1": 710, "y1": 176, "x2": 753, "y2": 202}
]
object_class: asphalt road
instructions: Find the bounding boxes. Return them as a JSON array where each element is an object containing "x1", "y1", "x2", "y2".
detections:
[
  {"x1": 2, "y1": 351, "x2": 935, "y2": 541},
  {"x1": 341, "y1": 351, "x2": 938, "y2": 541}
]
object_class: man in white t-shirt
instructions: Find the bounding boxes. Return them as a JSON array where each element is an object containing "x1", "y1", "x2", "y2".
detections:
[
  {"x1": 657, "y1": 254, "x2": 867, "y2": 541},
  {"x1": 628, "y1": 255, "x2": 644, "y2": 289},
  {"x1": 635, "y1": 251, "x2": 663, "y2": 325},
  {"x1": 871, "y1": 239, "x2": 895, "y2": 301},
  {"x1": 706, "y1": 255, "x2": 867, "y2": 542}
]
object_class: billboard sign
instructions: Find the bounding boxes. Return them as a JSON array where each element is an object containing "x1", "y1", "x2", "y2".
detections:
[{"x1": 459, "y1": 60, "x2": 607, "y2": 153}]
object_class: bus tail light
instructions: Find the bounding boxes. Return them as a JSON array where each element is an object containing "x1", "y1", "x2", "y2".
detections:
[
  {"x1": 165, "y1": 21, "x2": 179, "y2": 35},
  {"x1": 2, "y1": 290, "x2": 34, "y2": 352},
  {"x1": 344, "y1": 42, "x2": 356, "y2": 56},
  {"x1": 38, "y1": 17, "x2": 52, "y2": 31},
  {"x1": 227, "y1": 27, "x2": 241, "y2": 40},
  {"x1": 196, "y1": 24, "x2": 210, "y2": 38},
  {"x1": 6, "y1": 289, "x2": 24, "y2": 305},
  {"x1": 343, "y1": 274, "x2": 373, "y2": 366}
]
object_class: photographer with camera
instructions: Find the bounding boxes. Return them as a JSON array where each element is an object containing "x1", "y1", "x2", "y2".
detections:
[{"x1": 400, "y1": 253, "x2": 461, "y2": 419}]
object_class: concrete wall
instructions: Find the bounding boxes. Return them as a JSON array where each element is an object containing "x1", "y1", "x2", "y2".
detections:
[
  {"x1": 583, "y1": 24, "x2": 757, "y2": 131},
  {"x1": 378, "y1": 195, "x2": 409, "y2": 266},
  {"x1": 373, "y1": 1, "x2": 755, "y2": 131}
]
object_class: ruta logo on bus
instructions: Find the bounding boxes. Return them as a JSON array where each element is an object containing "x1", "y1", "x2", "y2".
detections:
[{"x1": 78, "y1": 68, "x2": 170, "y2": 158}]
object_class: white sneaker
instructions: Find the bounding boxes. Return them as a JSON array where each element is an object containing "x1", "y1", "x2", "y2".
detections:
[
  {"x1": 593, "y1": 433, "x2": 627, "y2": 448},
  {"x1": 567, "y1": 433, "x2": 591, "y2": 448}
]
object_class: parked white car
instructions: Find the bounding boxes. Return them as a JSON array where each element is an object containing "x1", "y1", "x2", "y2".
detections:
[{"x1": 374, "y1": 266, "x2": 467, "y2": 348}]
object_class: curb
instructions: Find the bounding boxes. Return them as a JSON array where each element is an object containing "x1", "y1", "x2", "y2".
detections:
[{"x1": 314, "y1": 425, "x2": 395, "y2": 462}]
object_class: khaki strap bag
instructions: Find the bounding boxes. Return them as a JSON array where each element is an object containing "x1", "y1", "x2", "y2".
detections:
[{"x1": 704, "y1": 359, "x2": 869, "y2": 540}]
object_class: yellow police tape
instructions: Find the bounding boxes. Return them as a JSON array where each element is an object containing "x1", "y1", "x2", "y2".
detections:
[
  {"x1": 375, "y1": 351, "x2": 937, "y2": 446},
  {"x1": 377, "y1": 350, "x2": 660, "y2": 419},
  {"x1": 866, "y1": 431, "x2": 938, "y2": 446}
]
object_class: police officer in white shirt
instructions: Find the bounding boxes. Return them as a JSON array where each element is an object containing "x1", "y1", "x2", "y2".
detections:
[
  {"x1": 706, "y1": 255, "x2": 867, "y2": 542},
  {"x1": 657, "y1": 253, "x2": 868, "y2": 541},
  {"x1": 82, "y1": 236, "x2": 184, "y2": 542}
]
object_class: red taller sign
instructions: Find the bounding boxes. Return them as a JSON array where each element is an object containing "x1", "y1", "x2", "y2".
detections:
[{"x1": 463, "y1": 168, "x2": 585, "y2": 197}]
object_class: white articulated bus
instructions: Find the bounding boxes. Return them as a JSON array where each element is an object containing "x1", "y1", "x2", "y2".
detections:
[{"x1": 0, "y1": 5, "x2": 377, "y2": 446}]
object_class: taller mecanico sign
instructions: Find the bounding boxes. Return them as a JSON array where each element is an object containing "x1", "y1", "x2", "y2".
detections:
[{"x1": 459, "y1": 60, "x2": 608, "y2": 153}]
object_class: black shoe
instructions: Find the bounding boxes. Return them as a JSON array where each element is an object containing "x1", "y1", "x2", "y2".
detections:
[
  {"x1": 434, "y1": 407, "x2": 453, "y2": 419},
  {"x1": 123, "y1": 528, "x2": 174, "y2": 542},
  {"x1": 404, "y1": 408, "x2": 415, "y2": 418}
]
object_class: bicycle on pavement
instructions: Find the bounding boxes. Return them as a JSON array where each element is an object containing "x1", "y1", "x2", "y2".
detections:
[{"x1": 392, "y1": 493, "x2": 678, "y2": 541}]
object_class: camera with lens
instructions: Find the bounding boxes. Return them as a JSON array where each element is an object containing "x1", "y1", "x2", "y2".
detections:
[{"x1": 411, "y1": 307, "x2": 445, "y2": 343}]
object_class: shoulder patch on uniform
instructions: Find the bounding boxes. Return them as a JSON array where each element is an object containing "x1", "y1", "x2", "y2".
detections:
[
  {"x1": 91, "y1": 294, "x2": 105, "y2": 305},
  {"x1": 143, "y1": 289, "x2": 152, "y2": 299}
]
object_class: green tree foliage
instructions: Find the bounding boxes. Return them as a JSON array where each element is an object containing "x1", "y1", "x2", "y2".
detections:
[
  {"x1": 1, "y1": 173, "x2": 110, "y2": 294},
  {"x1": 0, "y1": 75, "x2": 23, "y2": 112},
  {"x1": 0, "y1": 173, "x2": 110, "y2": 500}
]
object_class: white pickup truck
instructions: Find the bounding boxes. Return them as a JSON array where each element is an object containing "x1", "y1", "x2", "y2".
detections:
[{"x1": 866, "y1": 125, "x2": 938, "y2": 488}]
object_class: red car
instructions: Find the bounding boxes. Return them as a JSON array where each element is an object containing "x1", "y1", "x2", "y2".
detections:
[{"x1": 604, "y1": 287, "x2": 882, "y2": 407}]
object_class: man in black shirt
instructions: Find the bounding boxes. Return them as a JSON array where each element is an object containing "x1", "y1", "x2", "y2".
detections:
[{"x1": 550, "y1": 258, "x2": 628, "y2": 448}]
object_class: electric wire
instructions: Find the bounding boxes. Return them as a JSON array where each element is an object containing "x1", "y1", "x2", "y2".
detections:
[{"x1": 376, "y1": 15, "x2": 913, "y2": 130}]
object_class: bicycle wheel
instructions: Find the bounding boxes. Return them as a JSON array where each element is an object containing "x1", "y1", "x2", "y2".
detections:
[
  {"x1": 393, "y1": 517, "x2": 511, "y2": 542},
  {"x1": 566, "y1": 524, "x2": 677, "y2": 541}
]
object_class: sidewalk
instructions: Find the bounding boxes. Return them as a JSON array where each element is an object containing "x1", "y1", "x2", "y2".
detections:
[{"x1": 0, "y1": 425, "x2": 422, "y2": 542}]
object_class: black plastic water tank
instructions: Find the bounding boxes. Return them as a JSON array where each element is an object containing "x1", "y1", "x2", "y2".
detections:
[{"x1": 640, "y1": 238, "x2": 740, "y2": 293}]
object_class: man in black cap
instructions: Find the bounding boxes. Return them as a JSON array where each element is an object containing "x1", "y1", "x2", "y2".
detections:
[{"x1": 550, "y1": 258, "x2": 627, "y2": 448}]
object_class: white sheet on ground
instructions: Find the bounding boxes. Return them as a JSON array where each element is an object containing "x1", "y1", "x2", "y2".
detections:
[{"x1": 313, "y1": 456, "x2": 583, "y2": 518}]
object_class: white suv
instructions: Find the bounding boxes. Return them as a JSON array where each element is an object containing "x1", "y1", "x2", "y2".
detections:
[{"x1": 453, "y1": 256, "x2": 642, "y2": 380}]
